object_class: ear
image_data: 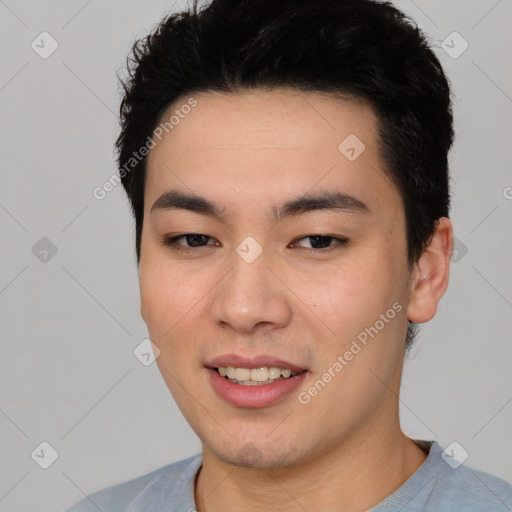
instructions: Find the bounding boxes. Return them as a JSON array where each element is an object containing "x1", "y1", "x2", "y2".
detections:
[{"x1": 407, "y1": 217, "x2": 453, "y2": 323}]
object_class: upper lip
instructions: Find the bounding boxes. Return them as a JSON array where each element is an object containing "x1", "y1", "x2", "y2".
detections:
[{"x1": 205, "y1": 354, "x2": 307, "y2": 373}]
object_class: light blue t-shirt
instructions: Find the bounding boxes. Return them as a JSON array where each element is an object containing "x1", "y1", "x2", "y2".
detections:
[{"x1": 65, "y1": 441, "x2": 512, "y2": 511}]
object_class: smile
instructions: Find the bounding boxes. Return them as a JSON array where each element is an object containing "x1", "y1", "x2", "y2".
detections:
[{"x1": 216, "y1": 366, "x2": 299, "y2": 385}]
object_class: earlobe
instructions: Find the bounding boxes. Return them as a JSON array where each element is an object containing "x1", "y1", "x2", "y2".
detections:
[{"x1": 407, "y1": 217, "x2": 454, "y2": 324}]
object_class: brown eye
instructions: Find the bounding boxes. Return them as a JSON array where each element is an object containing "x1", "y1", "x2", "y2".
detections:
[
  {"x1": 161, "y1": 234, "x2": 219, "y2": 250},
  {"x1": 291, "y1": 235, "x2": 348, "y2": 250}
]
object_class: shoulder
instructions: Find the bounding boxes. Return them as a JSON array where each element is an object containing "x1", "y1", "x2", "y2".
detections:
[
  {"x1": 64, "y1": 454, "x2": 202, "y2": 512},
  {"x1": 431, "y1": 450, "x2": 512, "y2": 511},
  {"x1": 373, "y1": 441, "x2": 512, "y2": 512},
  {"x1": 393, "y1": 441, "x2": 512, "y2": 512}
]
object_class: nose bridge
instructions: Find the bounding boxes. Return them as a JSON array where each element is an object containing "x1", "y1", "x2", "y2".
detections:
[{"x1": 211, "y1": 237, "x2": 291, "y2": 332}]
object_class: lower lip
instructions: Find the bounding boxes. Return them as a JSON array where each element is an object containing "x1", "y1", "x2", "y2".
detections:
[{"x1": 207, "y1": 368, "x2": 308, "y2": 408}]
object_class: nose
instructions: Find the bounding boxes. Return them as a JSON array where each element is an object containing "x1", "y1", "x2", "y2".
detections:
[{"x1": 210, "y1": 246, "x2": 292, "y2": 335}]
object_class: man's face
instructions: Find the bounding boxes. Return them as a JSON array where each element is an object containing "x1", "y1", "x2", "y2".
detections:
[{"x1": 139, "y1": 88, "x2": 414, "y2": 469}]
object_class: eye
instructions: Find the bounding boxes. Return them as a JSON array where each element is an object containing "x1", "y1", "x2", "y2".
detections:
[
  {"x1": 160, "y1": 233, "x2": 348, "y2": 253},
  {"x1": 290, "y1": 235, "x2": 348, "y2": 251},
  {"x1": 161, "y1": 233, "x2": 219, "y2": 251}
]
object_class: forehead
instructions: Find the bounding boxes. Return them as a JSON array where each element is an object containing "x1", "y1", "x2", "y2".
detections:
[
  {"x1": 156, "y1": 88, "x2": 378, "y2": 149},
  {"x1": 144, "y1": 88, "x2": 401, "y2": 221}
]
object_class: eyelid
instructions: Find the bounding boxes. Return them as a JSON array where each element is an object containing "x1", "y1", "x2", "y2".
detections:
[
  {"x1": 160, "y1": 234, "x2": 219, "y2": 250},
  {"x1": 289, "y1": 235, "x2": 348, "y2": 251},
  {"x1": 160, "y1": 233, "x2": 348, "y2": 252}
]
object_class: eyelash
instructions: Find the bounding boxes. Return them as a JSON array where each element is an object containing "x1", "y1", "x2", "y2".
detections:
[{"x1": 160, "y1": 234, "x2": 348, "y2": 253}]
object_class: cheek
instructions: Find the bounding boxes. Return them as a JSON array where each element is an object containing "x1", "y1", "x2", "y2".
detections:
[
  {"x1": 295, "y1": 250, "x2": 402, "y2": 342},
  {"x1": 140, "y1": 267, "x2": 198, "y2": 380},
  {"x1": 139, "y1": 262, "x2": 184, "y2": 333},
  {"x1": 139, "y1": 259, "x2": 216, "y2": 351}
]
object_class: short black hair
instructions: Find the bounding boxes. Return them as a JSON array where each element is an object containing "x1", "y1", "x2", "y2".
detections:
[{"x1": 115, "y1": 0, "x2": 454, "y2": 350}]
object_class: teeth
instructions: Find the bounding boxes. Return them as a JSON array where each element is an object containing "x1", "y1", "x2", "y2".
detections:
[
  {"x1": 250, "y1": 367, "x2": 268, "y2": 382},
  {"x1": 235, "y1": 368, "x2": 251, "y2": 381},
  {"x1": 268, "y1": 367, "x2": 281, "y2": 379},
  {"x1": 217, "y1": 366, "x2": 299, "y2": 383}
]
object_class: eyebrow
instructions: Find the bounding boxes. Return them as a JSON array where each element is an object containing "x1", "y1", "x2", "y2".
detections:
[{"x1": 150, "y1": 189, "x2": 371, "y2": 221}]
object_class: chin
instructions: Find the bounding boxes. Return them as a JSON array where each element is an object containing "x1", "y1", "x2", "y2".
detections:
[{"x1": 208, "y1": 438, "x2": 305, "y2": 471}]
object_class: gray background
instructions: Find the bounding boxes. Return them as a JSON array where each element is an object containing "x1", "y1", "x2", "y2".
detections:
[{"x1": 0, "y1": 1, "x2": 510, "y2": 511}]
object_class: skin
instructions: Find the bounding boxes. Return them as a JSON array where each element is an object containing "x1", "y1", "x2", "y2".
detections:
[{"x1": 139, "y1": 88, "x2": 453, "y2": 511}]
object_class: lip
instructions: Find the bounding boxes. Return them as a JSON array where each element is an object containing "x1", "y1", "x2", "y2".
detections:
[
  {"x1": 205, "y1": 353, "x2": 306, "y2": 373},
  {"x1": 207, "y1": 367, "x2": 308, "y2": 408}
]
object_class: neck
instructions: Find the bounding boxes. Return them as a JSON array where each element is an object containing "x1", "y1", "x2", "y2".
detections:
[{"x1": 194, "y1": 421, "x2": 428, "y2": 512}]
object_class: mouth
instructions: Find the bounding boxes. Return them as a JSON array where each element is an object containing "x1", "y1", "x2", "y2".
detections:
[
  {"x1": 215, "y1": 366, "x2": 303, "y2": 386},
  {"x1": 205, "y1": 355, "x2": 309, "y2": 408},
  {"x1": 213, "y1": 366, "x2": 306, "y2": 386}
]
